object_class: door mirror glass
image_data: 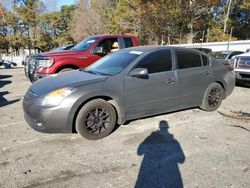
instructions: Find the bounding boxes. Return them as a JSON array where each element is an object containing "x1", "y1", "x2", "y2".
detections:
[{"x1": 129, "y1": 68, "x2": 148, "y2": 78}]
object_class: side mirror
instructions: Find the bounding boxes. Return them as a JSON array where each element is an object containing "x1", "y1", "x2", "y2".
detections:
[
  {"x1": 92, "y1": 47, "x2": 106, "y2": 56},
  {"x1": 129, "y1": 68, "x2": 148, "y2": 78}
]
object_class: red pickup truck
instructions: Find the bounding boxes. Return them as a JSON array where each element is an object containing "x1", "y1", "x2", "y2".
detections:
[{"x1": 24, "y1": 34, "x2": 139, "y2": 82}]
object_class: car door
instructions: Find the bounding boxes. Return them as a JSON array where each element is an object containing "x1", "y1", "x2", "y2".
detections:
[
  {"x1": 175, "y1": 49, "x2": 213, "y2": 108},
  {"x1": 124, "y1": 49, "x2": 178, "y2": 119}
]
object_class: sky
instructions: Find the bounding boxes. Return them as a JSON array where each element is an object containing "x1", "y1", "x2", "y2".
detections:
[
  {"x1": 40, "y1": 0, "x2": 77, "y2": 11},
  {"x1": 2, "y1": 0, "x2": 82, "y2": 12},
  {"x1": 57, "y1": 0, "x2": 76, "y2": 7}
]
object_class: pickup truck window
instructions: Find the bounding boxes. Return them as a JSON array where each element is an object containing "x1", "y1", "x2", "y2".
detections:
[
  {"x1": 95, "y1": 38, "x2": 119, "y2": 54},
  {"x1": 72, "y1": 36, "x2": 99, "y2": 51},
  {"x1": 124, "y1": 38, "x2": 134, "y2": 48}
]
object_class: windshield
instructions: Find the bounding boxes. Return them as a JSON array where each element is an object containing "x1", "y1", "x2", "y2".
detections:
[
  {"x1": 210, "y1": 51, "x2": 229, "y2": 59},
  {"x1": 84, "y1": 51, "x2": 141, "y2": 75},
  {"x1": 72, "y1": 36, "x2": 99, "y2": 51}
]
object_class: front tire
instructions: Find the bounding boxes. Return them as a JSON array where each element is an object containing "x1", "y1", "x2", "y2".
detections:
[
  {"x1": 76, "y1": 99, "x2": 117, "y2": 140},
  {"x1": 200, "y1": 83, "x2": 224, "y2": 111}
]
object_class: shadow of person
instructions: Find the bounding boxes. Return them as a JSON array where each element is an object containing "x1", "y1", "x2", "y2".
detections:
[{"x1": 135, "y1": 121, "x2": 185, "y2": 188}]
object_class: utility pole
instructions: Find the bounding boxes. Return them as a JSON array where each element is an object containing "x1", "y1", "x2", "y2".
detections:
[
  {"x1": 224, "y1": 0, "x2": 232, "y2": 33},
  {"x1": 201, "y1": 30, "x2": 205, "y2": 47},
  {"x1": 227, "y1": 27, "x2": 233, "y2": 50}
]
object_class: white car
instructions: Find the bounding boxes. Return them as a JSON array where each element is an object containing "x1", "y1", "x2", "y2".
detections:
[{"x1": 231, "y1": 52, "x2": 250, "y2": 84}]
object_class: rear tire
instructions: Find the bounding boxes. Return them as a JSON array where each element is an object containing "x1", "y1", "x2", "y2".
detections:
[
  {"x1": 200, "y1": 83, "x2": 224, "y2": 111},
  {"x1": 76, "y1": 99, "x2": 117, "y2": 140}
]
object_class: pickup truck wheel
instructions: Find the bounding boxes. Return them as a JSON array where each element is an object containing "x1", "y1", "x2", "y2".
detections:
[
  {"x1": 200, "y1": 83, "x2": 224, "y2": 111},
  {"x1": 76, "y1": 99, "x2": 117, "y2": 140},
  {"x1": 59, "y1": 68, "x2": 75, "y2": 73}
]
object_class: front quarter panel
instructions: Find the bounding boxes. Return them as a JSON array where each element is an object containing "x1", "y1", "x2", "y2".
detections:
[{"x1": 66, "y1": 76, "x2": 125, "y2": 132}]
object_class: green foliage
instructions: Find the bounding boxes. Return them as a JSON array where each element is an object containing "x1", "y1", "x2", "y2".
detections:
[
  {"x1": 1, "y1": 1, "x2": 76, "y2": 53},
  {"x1": 1, "y1": 0, "x2": 250, "y2": 55}
]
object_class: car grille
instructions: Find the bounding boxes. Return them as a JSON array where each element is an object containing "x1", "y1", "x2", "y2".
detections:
[
  {"x1": 240, "y1": 73, "x2": 250, "y2": 79},
  {"x1": 234, "y1": 58, "x2": 250, "y2": 69}
]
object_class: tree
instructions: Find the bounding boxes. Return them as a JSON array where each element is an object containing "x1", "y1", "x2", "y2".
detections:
[
  {"x1": 70, "y1": 0, "x2": 107, "y2": 42},
  {"x1": 0, "y1": 6, "x2": 9, "y2": 53},
  {"x1": 129, "y1": 0, "x2": 181, "y2": 44}
]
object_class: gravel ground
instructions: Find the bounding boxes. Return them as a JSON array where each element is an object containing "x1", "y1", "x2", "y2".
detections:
[{"x1": 0, "y1": 68, "x2": 249, "y2": 188}]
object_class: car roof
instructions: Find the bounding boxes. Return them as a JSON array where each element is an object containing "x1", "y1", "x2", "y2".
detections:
[
  {"x1": 212, "y1": 50, "x2": 244, "y2": 53},
  {"x1": 93, "y1": 34, "x2": 136, "y2": 38},
  {"x1": 119, "y1": 45, "x2": 207, "y2": 54},
  {"x1": 232, "y1": 52, "x2": 250, "y2": 57}
]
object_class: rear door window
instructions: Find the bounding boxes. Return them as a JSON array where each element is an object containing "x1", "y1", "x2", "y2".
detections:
[
  {"x1": 135, "y1": 49, "x2": 172, "y2": 74},
  {"x1": 176, "y1": 50, "x2": 202, "y2": 69}
]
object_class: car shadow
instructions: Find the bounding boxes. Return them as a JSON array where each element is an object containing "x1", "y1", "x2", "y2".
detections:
[
  {"x1": 135, "y1": 120, "x2": 185, "y2": 188},
  {"x1": 0, "y1": 74, "x2": 12, "y2": 88},
  {"x1": 0, "y1": 75, "x2": 20, "y2": 107},
  {"x1": 0, "y1": 75, "x2": 12, "y2": 80},
  {"x1": 0, "y1": 91, "x2": 21, "y2": 107},
  {"x1": 124, "y1": 107, "x2": 197, "y2": 126}
]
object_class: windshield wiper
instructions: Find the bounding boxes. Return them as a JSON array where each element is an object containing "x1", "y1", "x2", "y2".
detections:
[{"x1": 82, "y1": 70, "x2": 110, "y2": 76}]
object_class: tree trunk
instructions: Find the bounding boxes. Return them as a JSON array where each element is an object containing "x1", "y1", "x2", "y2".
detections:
[
  {"x1": 187, "y1": 23, "x2": 193, "y2": 44},
  {"x1": 223, "y1": 0, "x2": 232, "y2": 33}
]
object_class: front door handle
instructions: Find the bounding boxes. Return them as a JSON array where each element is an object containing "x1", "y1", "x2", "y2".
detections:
[
  {"x1": 79, "y1": 55, "x2": 87, "y2": 59},
  {"x1": 166, "y1": 79, "x2": 175, "y2": 84}
]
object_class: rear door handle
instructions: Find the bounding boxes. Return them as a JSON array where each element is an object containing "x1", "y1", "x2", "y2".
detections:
[
  {"x1": 203, "y1": 71, "x2": 211, "y2": 76},
  {"x1": 166, "y1": 79, "x2": 175, "y2": 84}
]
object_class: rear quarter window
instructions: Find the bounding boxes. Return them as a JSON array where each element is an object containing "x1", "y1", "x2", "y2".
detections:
[
  {"x1": 202, "y1": 55, "x2": 209, "y2": 66},
  {"x1": 176, "y1": 50, "x2": 202, "y2": 69}
]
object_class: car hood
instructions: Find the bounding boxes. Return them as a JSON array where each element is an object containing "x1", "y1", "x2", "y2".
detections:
[
  {"x1": 32, "y1": 50, "x2": 83, "y2": 58},
  {"x1": 30, "y1": 70, "x2": 108, "y2": 97}
]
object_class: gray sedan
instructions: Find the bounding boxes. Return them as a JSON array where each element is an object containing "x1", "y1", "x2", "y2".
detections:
[{"x1": 23, "y1": 46, "x2": 235, "y2": 140}]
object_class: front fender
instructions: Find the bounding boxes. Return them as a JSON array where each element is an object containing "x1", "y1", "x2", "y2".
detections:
[
  {"x1": 66, "y1": 92, "x2": 125, "y2": 133},
  {"x1": 53, "y1": 56, "x2": 89, "y2": 71}
]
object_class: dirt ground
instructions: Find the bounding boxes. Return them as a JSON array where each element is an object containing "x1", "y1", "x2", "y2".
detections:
[{"x1": 0, "y1": 68, "x2": 250, "y2": 188}]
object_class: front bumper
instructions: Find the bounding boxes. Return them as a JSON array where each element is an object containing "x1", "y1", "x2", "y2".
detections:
[
  {"x1": 23, "y1": 90, "x2": 73, "y2": 133},
  {"x1": 24, "y1": 57, "x2": 51, "y2": 82}
]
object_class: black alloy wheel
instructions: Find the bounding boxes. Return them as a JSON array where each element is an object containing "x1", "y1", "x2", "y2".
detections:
[
  {"x1": 76, "y1": 99, "x2": 117, "y2": 140},
  {"x1": 200, "y1": 82, "x2": 224, "y2": 111},
  {"x1": 207, "y1": 88, "x2": 221, "y2": 108},
  {"x1": 85, "y1": 107, "x2": 111, "y2": 134}
]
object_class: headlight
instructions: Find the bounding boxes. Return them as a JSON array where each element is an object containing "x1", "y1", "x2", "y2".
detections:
[
  {"x1": 41, "y1": 87, "x2": 76, "y2": 106},
  {"x1": 37, "y1": 58, "x2": 54, "y2": 68}
]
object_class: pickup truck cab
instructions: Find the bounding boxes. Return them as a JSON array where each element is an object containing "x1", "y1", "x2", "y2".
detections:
[
  {"x1": 231, "y1": 52, "x2": 250, "y2": 85},
  {"x1": 24, "y1": 34, "x2": 139, "y2": 82}
]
